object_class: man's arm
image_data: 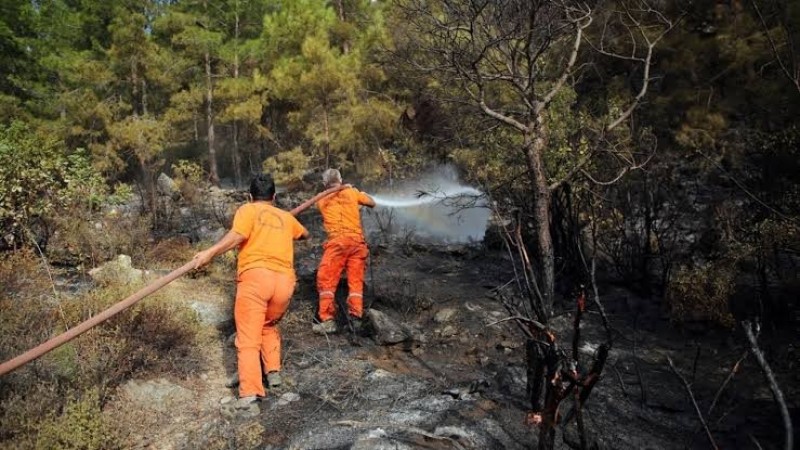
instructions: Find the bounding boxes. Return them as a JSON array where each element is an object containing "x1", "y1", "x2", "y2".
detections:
[
  {"x1": 357, "y1": 190, "x2": 376, "y2": 208},
  {"x1": 192, "y1": 230, "x2": 246, "y2": 269}
]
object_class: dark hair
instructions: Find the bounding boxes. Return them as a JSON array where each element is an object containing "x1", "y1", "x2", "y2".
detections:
[{"x1": 250, "y1": 174, "x2": 276, "y2": 201}]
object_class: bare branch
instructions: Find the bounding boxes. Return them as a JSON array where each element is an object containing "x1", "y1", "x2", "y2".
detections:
[
  {"x1": 605, "y1": 8, "x2": 682, "y2": 131},
  {"x1": 750, "y1": 0, "x2": 800, "y2": 93},
  {"x1": 539, "y1": 12, "x2": 593, "y2": 113},
  {"x1": 667, "y1": 357, "x2": 719, "y2": 450},
  {"x1": 742, "y1": 320, "x2": 794, "y2": 450}
]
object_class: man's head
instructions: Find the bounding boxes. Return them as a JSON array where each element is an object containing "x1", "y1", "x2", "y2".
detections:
[
  {"x1": 250, "y1": 173, "x2": 276, "y2": 201},
  {"x1": 321, "y1": 168, "x2": 342, "y2": 188}
]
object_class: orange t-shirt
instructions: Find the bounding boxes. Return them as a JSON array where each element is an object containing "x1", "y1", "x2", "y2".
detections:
[
  {"x1": 231, "y1": 202, "x2": 307, "y2": 277},
  {"x1": 317, "y1": 187, "x2": 373, "y2": 240}
]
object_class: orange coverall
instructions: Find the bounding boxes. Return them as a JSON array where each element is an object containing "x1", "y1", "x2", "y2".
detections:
[
  {"x1": 316, "y1": 187, "x2": 373, "y2": 321},
  {"x1": 231, "y1": 203, "x2": 307, "y2": 398}
]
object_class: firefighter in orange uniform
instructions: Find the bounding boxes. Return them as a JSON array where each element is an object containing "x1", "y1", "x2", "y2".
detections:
[
  {"x1": 313, "y1": 169, "x2": 375, "y2": 334},
  {"x1": 193, "y1": 174, "x2": 308, "y2": 409}
]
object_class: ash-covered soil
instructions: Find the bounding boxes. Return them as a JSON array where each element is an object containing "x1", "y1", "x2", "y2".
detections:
[{"x1": 107, "y1": 229, "x2": 798, "y2": 449}]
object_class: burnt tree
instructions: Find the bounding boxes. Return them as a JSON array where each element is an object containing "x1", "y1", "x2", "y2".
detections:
[{"x1": 395, "y1": 0, "x2": 676, "y2": 319}]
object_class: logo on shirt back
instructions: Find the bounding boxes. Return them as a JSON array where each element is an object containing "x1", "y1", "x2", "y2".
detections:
[{"x1": 256, "y1": 207, "x2": 285, "y2": 230}]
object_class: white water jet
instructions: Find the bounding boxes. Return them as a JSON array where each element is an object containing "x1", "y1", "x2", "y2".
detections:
[
  {"x1": 363, "y1": 165, "x2": 490, "y2": 244},
  {"x1": 371, "y1": 186, "x2": 483, "y2": 208}
]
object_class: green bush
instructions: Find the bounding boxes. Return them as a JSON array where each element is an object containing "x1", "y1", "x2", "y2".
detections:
[
  {"x1": 0, "y1": 121, "x2": 106, "y2": 248},
  {"x1": 35, "y1": 389, "x2": 120, "y2": 450},
  {"x1": 263, "y1": 146, "x2": 310, "y2": 186},
  {"x1": 172, "y1": 159, "x2": 208, "y2": 204}
]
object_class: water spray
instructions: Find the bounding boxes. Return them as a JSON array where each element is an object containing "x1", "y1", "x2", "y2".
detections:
[{"x1": 363, "y1": 166, "x2": 490, "y2": 244}]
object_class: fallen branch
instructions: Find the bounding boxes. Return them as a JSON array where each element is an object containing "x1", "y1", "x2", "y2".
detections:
[
  {"x1": 742, "y1": 320, "x2": 794, "y2": 450},
  {"x1": 667, "y1": 357, "x2": 719, "y2": 450},
  {"x1": 707, "y1": 351, "x2": 748, "y2": 417}
]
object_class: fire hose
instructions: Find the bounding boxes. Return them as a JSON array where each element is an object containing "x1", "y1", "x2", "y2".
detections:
[{"x1": 0, "y1": 185, "x2": 348, "y2": 377}]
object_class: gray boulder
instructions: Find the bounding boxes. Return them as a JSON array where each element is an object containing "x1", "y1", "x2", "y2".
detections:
[
  {"x1": 365, "y1": 309, "x2": 410, "y2": 345},
  {"x1": 433, "y1": 307, "x2": 458, "y2": 323},
  {"x1": 157, "y1": 172, "x2": 178, "y2": 197},
  {"x1": 88, "y1": 255, "x2": 145, "y2": 285}
]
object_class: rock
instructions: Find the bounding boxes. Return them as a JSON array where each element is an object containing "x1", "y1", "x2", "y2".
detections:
[
  {"x1": 221, "y1": 402, "x2": 259, "y2": 419},
  {"x1": 433, "y1": 307, "x2": 458, "y2": 323},
  {"x1": 440, "y1": 325, "x2": 458, "y2": 337},
  {"x1": 481, "y1": 309, "x2": 505, "y2": 325},
  {"x1": 119, "y1": 378, "x2": 192, "y2": 413},
  {"x1": 351, "y1": 434, "x2": 414, "y2": 450},
  {"x1": 497, "y1": 340, "x2": 519, "y2": 350},
  {"x1": 220, "y1": 396, "x2": 234, "y2": 405},
  {"x1": 157, "y1": 172, "x2": 178, "y2": 197},
  {"x1": 197, "y1": 225, "x2": 226, "y2": 243},
  {"x1": 88, "y1": 255, "x2": 145, "y2": 285},
  {"x1": 276, "y1": 392, "x2": 301, "y2": 406},
  {"x1": 188, "y1": 300, "x2": 230, "y2": 328},
  {"x1": 365, "y1": 309, "x2": 410, "y2": 345},
  {"x1": 433, "y1": 425, "x2": 478, "y2": 445},
  {"x1": 366, "y1": 369, "x2": 394, "y2": 381}
]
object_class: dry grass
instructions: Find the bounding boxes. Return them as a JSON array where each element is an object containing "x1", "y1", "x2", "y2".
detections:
[
  {"x1": 667, "y1": 262, "x2": 736, "y2": 327},
  {"x1": 0, "y1": 251, "x2": 211, "y2": 449}
]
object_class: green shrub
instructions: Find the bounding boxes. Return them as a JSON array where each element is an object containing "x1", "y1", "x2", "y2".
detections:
[
  {"x1": 263, "y1": 146, "x2": 310, "y2": 186},
  {"x1": 172, "y1": 159, "x2": 207, "y2": 204},
  {"x1": 0, "y1": 121, "x2": 106, "y2": 248},
  {"x1": 35, "y1": 389, "x2": 120, "y2": 450}
]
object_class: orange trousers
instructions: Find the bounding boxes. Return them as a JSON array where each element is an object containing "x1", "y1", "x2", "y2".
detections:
[
  {"x1": 317, "y1": 236, "x2": 368, "y2": 321},
  {"x1": 234, "y1": 268, "x2": 295, "y2": 398}
]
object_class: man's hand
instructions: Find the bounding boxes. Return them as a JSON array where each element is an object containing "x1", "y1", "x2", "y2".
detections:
[{"x1": 192, "y1": 249, "x2": 214, "y2": 269}]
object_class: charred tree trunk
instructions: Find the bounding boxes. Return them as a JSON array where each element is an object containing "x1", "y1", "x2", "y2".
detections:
[{"x1": 527, "y1": 340, "x2": 546, "y2": 411}]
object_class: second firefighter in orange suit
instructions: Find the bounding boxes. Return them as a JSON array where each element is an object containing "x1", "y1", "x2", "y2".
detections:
[{"x1": 313, "y1": 169, "x2": 375, "y2": 333}]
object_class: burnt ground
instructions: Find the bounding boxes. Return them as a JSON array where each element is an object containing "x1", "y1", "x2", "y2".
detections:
[
  {"x1": 99, "y1": 202, "x2": 799, "y2": 450},
  {"x1": 110, "y1": 236, "x2": 798, "y2": 450}
]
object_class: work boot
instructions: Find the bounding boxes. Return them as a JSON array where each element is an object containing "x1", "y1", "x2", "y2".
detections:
[
  {"x1": 267, "y1": 371, "x2": 282, "y2": 388},
  {"x1": 312, "y1": 320, "x2": 337, "y2": 334}
]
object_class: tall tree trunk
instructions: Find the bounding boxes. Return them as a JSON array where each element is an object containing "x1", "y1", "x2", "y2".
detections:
[
  {"x1": 131, "y1": 59, "x2": 140, "y2": 117},
  {"x1": 232, "y1": 6, "x2": 242, "y2": 187},
  {"x1": 205, "y1": 49, "x2": 219, "y2": 185},
  {"x1": 524, "y1": 121, "x2": 555, "y2": 319},
  {"x1": 141, "y1": 79, "x2": 147, "y2": 116},
  {"x1": 323, "y1": 104, "x2": 331, "y2": 168},
  {"x1": 336, "y1": 0, "x2": 350, "y2": 54}
]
